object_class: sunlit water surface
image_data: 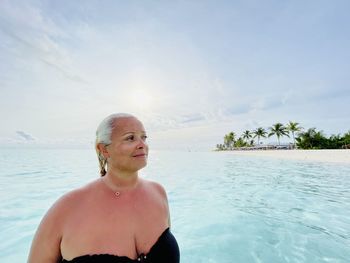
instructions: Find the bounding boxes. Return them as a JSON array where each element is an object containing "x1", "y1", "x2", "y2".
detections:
[{"x1": 0, "y1": 149, "x2": 349, "y2": 263}]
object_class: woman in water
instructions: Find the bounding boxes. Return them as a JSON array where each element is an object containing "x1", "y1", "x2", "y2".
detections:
[{"x1": 28, "y1": 113, "x2": 180, "y2": 263}]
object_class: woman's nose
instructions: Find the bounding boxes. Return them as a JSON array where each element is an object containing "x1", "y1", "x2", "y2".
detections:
[
  {"x1": 137, "y1": 143, "x2": 144, "y2": 149},
  {"x1": 137, "y1": 138, "x2": 147, "y2": 149}
]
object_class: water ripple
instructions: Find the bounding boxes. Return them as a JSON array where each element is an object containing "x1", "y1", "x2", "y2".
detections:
[{"x1": 1, "y1": 150, "x2": 350, "y2": 263}]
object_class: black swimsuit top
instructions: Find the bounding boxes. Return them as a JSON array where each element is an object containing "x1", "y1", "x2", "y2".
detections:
[{"x1": 62, "y1": 228, "x2": 179, "y2": 263}]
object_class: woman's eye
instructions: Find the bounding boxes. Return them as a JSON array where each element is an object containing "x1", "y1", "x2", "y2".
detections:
[
  {"x1": 142, "y1": 135, "x2": 148, "y2": 141},
  {"x1": 126, "y1": 136, "x2": 134, "y2": 141}
]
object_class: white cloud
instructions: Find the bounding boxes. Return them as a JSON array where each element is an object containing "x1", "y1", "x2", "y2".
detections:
[
  {"x1": 1, "y1": 1, "x2": 350, "y2": 150},
  {"x1": 16, "y1": 131, "x2": 35, "y2": 141}
]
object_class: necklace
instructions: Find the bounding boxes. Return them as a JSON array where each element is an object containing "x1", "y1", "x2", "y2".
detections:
[
  {"x1": 101, "y1": 177, "x2": 122, "y2": 197},
  {"x1": 101, "y1": 177, "x2": 138, "y2": 198}
]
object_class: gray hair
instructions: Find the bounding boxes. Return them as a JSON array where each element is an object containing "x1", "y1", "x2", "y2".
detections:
[{"x1": 95, "y1": 113, "x2": 135, "y2": 176}]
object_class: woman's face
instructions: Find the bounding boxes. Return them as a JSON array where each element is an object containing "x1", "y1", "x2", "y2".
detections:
[{"x1": 105, "y1": 117, "x2": 148, "y2": 173}]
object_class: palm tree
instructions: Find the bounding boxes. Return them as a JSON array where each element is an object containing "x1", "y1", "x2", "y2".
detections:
[
  {"x1": 268, "y1": 123, "x2": 289, "y2": 145},
  {"x1": 296, "y1": 128, "x2": 325, "y2": 149},
  {"x1": 242, "y1": 130, "x2": 252, "y2": 145},
  {"x1": 286, "y1": 121, "x2": 303, "y2": 148},
  {"x1": 234, "y1": 137, "x2": 246, "y2": 147},
  {"x1": 253, "y1": 127, "x2": 267, "y2": 145},
  {"x1": 224, "y1": 132, "x2": 235, "y2": 150},
  {"x1": 216, "y1": 144, "x2": 225, "y2": 151},
  {"x1": 296, "y1": 128, "x2": 314, "y2": 149}
]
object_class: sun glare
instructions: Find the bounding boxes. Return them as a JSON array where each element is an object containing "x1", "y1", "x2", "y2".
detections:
[{"x1": 130, "y1": 89, "x2": 153, "y2": 110}]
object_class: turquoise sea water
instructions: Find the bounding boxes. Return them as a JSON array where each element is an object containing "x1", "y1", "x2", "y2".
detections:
[{"x1": 0, "y1": 149, "x2": 350, "y2": 263}]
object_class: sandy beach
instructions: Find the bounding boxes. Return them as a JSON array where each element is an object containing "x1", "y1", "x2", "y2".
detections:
[{"x1": 226, "y1": 149, "x2": 350, "y2": 164}]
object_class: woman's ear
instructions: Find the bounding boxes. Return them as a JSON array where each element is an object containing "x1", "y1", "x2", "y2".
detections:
[{"x1": 97, "y1": 144, "x2": 110, "y2": 159}]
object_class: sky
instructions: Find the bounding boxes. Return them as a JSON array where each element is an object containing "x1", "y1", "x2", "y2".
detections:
[{"x1": 1, "y1": 0, "x2": 349, "y2": 151}]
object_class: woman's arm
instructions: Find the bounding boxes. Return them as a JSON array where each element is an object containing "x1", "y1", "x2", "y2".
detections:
[
  {"x1": 151, "y1": 181, "x2": 171, "y2": 228},
  {"x1": 27, "y1": 195, "x2": 69, "y2": 263}
]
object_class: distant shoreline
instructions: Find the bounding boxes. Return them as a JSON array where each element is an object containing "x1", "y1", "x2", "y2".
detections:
[{"x1": 221, "y1": 149, "x2": 350, "y2": 164}]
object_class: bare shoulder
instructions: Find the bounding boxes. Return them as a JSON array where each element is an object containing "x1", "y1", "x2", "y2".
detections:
[
  {"x1": 49, "y1": 181, "x2": 96, "y2": 214},
  {"x1": 43, "y1": 179, "x2": 99, "y2": 224},
  {"x1": 140, "y1": 179, "x2": 172, "y2": 227},
  {"x1": 141, "y1": 178, "x2": 168, "y2": 199},
  {"x1": 27, "y1": 180, "x2": 99, "y2": 263}
]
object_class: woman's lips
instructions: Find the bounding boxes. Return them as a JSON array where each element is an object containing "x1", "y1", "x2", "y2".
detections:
[{"x1": 133, "y1": 153, "x2": 147, "y2": 157}]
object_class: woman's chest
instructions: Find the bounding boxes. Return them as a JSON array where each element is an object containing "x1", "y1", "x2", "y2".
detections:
[{"x1": 60, "y1": 194, "x2": 168, "y2": 259}]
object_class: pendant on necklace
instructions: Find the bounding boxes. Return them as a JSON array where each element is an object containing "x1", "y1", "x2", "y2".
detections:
[{"x1": 115, "y1": 191, "x2": 121, "y2": 197}]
